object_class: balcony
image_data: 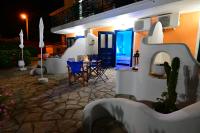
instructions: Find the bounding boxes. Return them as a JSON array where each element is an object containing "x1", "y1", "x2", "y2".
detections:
[{"x1": 51, "y1": 0, "x2": 143, "y2": 27}]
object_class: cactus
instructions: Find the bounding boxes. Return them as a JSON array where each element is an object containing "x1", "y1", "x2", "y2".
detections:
[{"x1": 154, "y1": 57, "x2": 180, "y2": 113}]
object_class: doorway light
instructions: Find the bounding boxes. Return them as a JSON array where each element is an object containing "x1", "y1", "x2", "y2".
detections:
[
  {"x1": 57, "y1": 26, "x2": 85, "y2": 35},
  {"x1": 111, "y1": 14, "x2": 138, "y2": 30}
]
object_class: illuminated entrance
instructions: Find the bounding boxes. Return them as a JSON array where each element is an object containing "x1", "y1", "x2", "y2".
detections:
[{"x1": 115, "y1": 29, "x2": 133, "y2": 67}]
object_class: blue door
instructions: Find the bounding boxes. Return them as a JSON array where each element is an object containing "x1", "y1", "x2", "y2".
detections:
[
  {"x1": 98, "y1": 32, "x2": 115, "y2": 67},
  {"x1": 115, "y1": 29, "x2": 134, "y2": 67}
]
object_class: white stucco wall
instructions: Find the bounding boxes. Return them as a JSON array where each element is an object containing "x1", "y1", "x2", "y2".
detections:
[
  {"x1": 45, "y1": 33, "x2": 98, "y2": 74},
  {"x1": 83, "y1": 98, "x2": 200, "y2": 133},
  {"x1": 61, "y1": 33, "x2": 98, "y2": 61},
  {"x1": 86, "y1": 33, "x2": 98, "y2": 55},
  {"x1": 146, "y1": 21, "x2": 164, "y2": 44},
  {"x1": 116, "y1": 22, "x2": 200, "y2": 102}
]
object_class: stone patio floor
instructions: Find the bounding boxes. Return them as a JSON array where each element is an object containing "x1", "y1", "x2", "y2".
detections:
[{"x1": 0, "y1": 68, "x2": 116, "y2": 133}]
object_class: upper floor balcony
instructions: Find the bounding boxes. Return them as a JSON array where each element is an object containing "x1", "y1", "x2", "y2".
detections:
[
  {"x1": 51, "y1": 0, "x2": 195, "y2": 34},
  {"x1": 50, "y1": 0, "x2": 143, "y2": 28}
]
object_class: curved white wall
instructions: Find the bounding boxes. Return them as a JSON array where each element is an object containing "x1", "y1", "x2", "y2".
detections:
[
  {"x1": 45, "y1": 33, "x2": 98, "y2": 74},
  {"x1": 61, "y1": 33, "x2": 98, "y2": 61},
  {"x1": 153, "y1": 52, "x2": 171, "y2": 65},
  {"x1": 86, "y1": 33, "x2": 98, "y2": 55},
  {"x1": 83, "y1": 98, "x2": 200, "y2": 133}
]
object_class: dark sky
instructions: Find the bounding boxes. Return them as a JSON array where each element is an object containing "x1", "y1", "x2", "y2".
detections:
[{"x1": 0, "y1": 0, "x2": 64, "y2": 42}]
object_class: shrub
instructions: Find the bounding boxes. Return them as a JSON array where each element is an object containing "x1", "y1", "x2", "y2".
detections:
[
  {"x1": 18, "y1": 49, "x2": 32, "y2": 65},
  {"x1": 0, "y1": 49, "x2": 31, "y2": 68},
  {"x1": 0, "y1": 50, "x2": 18, "y2": 68},
  {"x1": 0, "y1": 39, "x2": 19, "y2": 50},
  {"x1": 153, "y1": 57, "x2": 180, "y2": 113},
  {"x1": 24, "y1": 47, "x2": 38, "y2": 57}
]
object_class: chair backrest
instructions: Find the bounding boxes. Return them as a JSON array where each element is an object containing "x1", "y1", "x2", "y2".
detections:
[
  {"x1": 67, "y1": 61, "x2": 83, "y2": 74},
  {"x1": 97, "y1": 56, "x2": 108, "y2": 69},
  {"x1": 67, "y1": 58, "x2": 75, "y2": 62},
  {"x1": 89, "y1": 55, "x2": 99, "y2": 61}
]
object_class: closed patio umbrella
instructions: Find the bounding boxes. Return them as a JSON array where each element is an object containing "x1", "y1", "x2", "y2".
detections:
[
  {"x1": 38, "y1": 17, "x2": 48, "y2": 83},
  {"x1": 18, "y1": 29, "x2": 27, "y2": 71}
]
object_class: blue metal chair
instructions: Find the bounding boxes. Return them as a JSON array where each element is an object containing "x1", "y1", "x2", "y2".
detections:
[
  {"x1": 88, "y1": 55, "x2": 109, "y2": 84},
  {"x1": 67, "y1": 61, "x2": 88, "y2": 86},
  {"x1": 94, "y1": 60, "x2": 109, "y2": 83},
  {"x1": 67, "y1": 58, "x2": 75, "y2": 62},
  {"x1": 87, "y1": 55, "x2": 99, "y2": 77}
]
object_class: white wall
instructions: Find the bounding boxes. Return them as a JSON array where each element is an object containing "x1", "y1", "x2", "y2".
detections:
[
  {"x1": 61, "y1": 33, "x2": 98, "y2": 61},
  {"x1": 116, "y1": 22, "x2": 200, "y2": 102},
  {"x1": 86, "y1": 33, "x2": 98, "y2": 55},
  {"x1": 146, "y1": 21, "x2": 163, "y2": 44},
  {"x1": 45, "y1": 33, "x2": 98, "y2": 74},
  {"x1": 83, "y1": 98, "x2": 200, "y2": 133}
]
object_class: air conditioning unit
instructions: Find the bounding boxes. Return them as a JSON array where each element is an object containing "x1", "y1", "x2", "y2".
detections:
[
  {"x1": 134, "y1": 18, "x2": 151, "y2": 31},
  {"x1": 158, "y1": 13, "x2": 180, "y2": 29}
]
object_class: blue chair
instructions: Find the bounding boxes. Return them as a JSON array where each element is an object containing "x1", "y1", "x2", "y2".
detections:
[
  {"x1": 89, "y1": 55, "x2": 99, "y2": 61},
  {"x1": 88, "y1": 57, "x2": 109, "y2": 84},
  {"x1": 88, "y1": 55, "x2": 100, "y2": 72},
  {"x1": 67, "y1": 61, "x2": 88, "y2": 86},
  {"x1": 94, "y1": 57, "x2": 109, "y2": 83},
  {"x1": 67, "y1": 58, "x2": 75, "y2": 62}
]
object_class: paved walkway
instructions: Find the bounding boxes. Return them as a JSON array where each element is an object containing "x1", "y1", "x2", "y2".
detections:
[{"x1": 0, "y1": 68, "x2": 116, "y2": 133}]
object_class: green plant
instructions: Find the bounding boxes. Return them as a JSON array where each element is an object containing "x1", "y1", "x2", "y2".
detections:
[
  {"x1": 24, "y1": 47, "x2": 38, "y2": 57},
  {"x1": 0, "y1": 39, "x2": 19, "y2": 50},
  {"x1": 0, "y1": 50, "x2": 18, "y2": 68},
  {"x1": 22, "y1": 50, "x2": 31, "y2": 65},
  {"x1": 0, "y1": 49, "x2": 31, "y2": 68},
  {"x1": 153, "y1": 57, "x2": 180, "y2": 113}
]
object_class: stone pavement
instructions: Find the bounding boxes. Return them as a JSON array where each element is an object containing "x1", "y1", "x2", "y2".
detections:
[{"x1": 0, "y1": 68, "x2": 116, "y2": 133}]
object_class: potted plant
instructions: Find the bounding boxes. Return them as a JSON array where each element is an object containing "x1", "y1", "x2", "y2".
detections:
[{"x1": 153, "y1": 57, "x2": 180, "y2": 113}]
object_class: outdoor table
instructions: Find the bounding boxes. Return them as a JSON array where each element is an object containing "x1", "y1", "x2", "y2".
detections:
[{"x1": 83, "y1": 60, "x2": 102, "y2": 80}]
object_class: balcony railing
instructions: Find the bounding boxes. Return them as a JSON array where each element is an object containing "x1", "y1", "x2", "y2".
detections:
[{"x1": 51, "y1": 0, "x2": 143, "y2": 27}]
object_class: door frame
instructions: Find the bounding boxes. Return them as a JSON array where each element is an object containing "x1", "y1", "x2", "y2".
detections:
[
  {"x1": 115, "y1": 28, "x2": 134, "y2": 67},
  {"x1": 98, "y1": 31, "x2": 116, "y2": 67}
]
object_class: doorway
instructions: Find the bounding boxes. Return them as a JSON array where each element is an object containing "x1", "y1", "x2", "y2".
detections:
[
  {"x1": 98, "y1": 32, "x2": 115, "y2": 67},
  {"x1": 115, "y1": 29, "x2": 134, "y2": 67}
]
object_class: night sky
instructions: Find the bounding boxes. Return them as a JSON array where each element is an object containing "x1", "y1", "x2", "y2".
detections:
[{"x1": 0, "y1": 0, "x2": 64, "y2": 42}]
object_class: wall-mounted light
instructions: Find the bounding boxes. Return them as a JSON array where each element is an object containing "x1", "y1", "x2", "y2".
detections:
[{"x1": 58, "y1": 25, "x2": 85, "y2": 35}]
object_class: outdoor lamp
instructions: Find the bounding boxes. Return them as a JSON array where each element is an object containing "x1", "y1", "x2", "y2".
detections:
[{"x1": 20, "y1": 13, "x2": 29, "y2": 40}]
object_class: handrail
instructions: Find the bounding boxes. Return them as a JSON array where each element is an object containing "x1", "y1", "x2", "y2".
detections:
[{"x1": 51, "y1": 0, "x2": 143, "y2": 27}]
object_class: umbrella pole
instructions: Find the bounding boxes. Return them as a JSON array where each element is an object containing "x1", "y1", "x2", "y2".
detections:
[
  {"x1": 22, "y1": 48, "x2": 24, "y2": 69},
  {"x1": 22, "y1": 48, "x2": 24, "y2": 61},
  {"x1": 41, "y1": 48, "x2": 43, "y2": 78}
]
